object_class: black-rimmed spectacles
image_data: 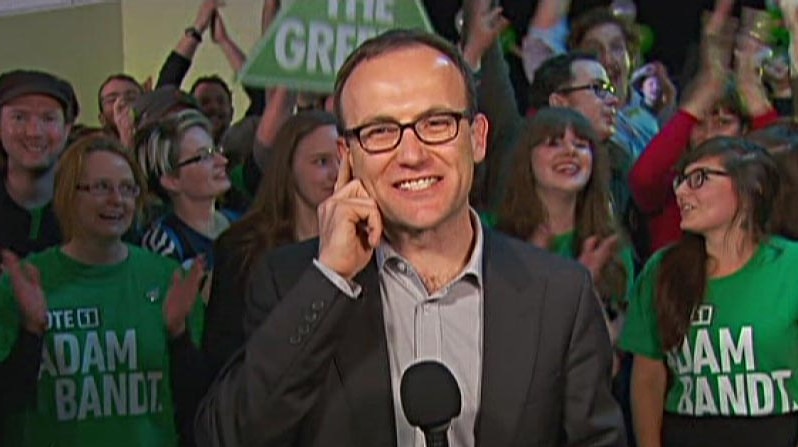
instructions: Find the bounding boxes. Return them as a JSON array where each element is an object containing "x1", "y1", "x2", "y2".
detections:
[
  {"x1": 672, "y1": 167, "x2": 730, "y2": 191},
  {"x1": 557, "y1": 81, "x2": 617, "y2": 100},
  {"x1": 175, "y1": 145, "x2": 224, "y2": 169},
  {"x1": 342, "y1": 110, "x2": 473, "y2": 154}
]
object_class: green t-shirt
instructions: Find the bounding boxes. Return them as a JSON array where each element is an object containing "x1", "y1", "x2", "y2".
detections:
[
  {"x1": 620, "y1": 236, "x2": 798, "y2": 417},
  {"x1": 0, "y1": 245, "x2": 204, "y2": 447},
  {"x1": 549, "y1": 231, "x2": 635, "y2": 308}
]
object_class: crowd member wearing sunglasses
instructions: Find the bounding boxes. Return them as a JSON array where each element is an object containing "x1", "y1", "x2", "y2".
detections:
[
  {"x1": 620, "y1": 137, "x2": 798, "y2": 447},
  {"x1": 0, "y1": 135, "x2": 206, "y2": 446},
  {"x1": 135, "y1": 109, "x2": 236, "y2": 272},
  {"x1": 628, "y1": 0, "x2": 778, "y2": 260}
]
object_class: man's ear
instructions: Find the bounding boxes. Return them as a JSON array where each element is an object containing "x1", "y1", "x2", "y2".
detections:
[
  {"x1": 337, "y1": 136, "x2": 355, "y2": 176},
  {"x1": 549, "y1": 92, "x2": 569, "y2": 107},
  {"x1": 98, "y1": 112, "x2": 108, "y2": 127},
  {"x1": 470, "y1": 113, "x2": 489, "y2": 164}
]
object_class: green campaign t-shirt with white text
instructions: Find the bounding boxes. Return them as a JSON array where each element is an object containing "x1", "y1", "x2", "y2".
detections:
[
  {"x1": 0, "y1": 245, "x2": 204, "y2": 446},
  {"x1": 620, "y1": 236, "x2": 798, "y2": 417}
]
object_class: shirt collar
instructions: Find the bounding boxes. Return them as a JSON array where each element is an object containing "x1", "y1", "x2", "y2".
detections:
[{"x1": 375, "y1": 208, "x2": 484, "y2": 288}]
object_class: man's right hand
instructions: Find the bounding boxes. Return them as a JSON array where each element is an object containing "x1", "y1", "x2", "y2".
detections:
[
  {"x1": 1, "y1": 250, "x2": 47, "y2": 335},
  {"x1": 317, "y1": 155, "x2": 383, "y2": 281}
]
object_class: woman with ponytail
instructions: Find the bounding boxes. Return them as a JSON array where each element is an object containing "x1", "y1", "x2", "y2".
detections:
[{"x1": 620, "y1": 137, "x2": 798, "y2": 447}]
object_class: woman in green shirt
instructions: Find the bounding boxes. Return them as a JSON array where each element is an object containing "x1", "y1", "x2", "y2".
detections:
[
  {"x1": 496, "y1": 107, "x2": 632, "y2": 319},
  {"x1": 0, "y1": 135, "x2": 204, "y2": 446},
  {"x1": 620, "y1": 137, "x2": 798, "y2": 446}
]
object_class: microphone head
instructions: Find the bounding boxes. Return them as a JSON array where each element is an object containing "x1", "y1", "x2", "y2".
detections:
[{"x1": 400, "y1": 360, "x2": 462, "y2": 430}]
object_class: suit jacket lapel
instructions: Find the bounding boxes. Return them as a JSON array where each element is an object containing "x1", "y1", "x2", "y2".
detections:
[
  {"x1": 475, "y1": 231, "x2": 548, "y2": 446},
  {"x1": 334, "y1": 260, "x2": 396, "y2": 447}
]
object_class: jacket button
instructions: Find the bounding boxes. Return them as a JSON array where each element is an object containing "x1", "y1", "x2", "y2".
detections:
[
  {"x1": 311, "y1": 300, "x2": 325, "y2": 311},
  {"x1": 305, "y1": 312, "x2": 319, "y2": 323},
  {"x1": 289, "y1": 334, "x2": 302, "y2": 345},
  {"x1": 298, "y1": 324, "x2": 311, "y2": 335}
]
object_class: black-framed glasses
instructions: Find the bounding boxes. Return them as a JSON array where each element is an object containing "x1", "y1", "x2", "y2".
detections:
[
  {"x1": 557, "y1": 81, "x2": 617, "y2": 100},
  {"x1": 342, "y1": 110, "x2": 473, "y2": 154},
  {"x1": 175, "y1": 145, "x2": 224, "y2": 169},
  {"x1": 672, "y1": 167, "x2": 730, "y2": 191},
  {"x1": 76, "y1": 180, "x2": 141, "y2": 198}
]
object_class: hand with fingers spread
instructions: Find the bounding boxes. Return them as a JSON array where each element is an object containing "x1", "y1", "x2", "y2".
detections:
[
  {"x1": 577, "y1": 234, "x2": 620, "y2": 282},
  {"x1": 682, "y1": 0, "x2": 736, "y2": 118},
  {"x1": 163, "y1": 257, "x2": 206, "y2": 337},
  {"x1": 317, "y1": 157, "x2": 383, "y2": 281},
  {"x1": 2, "y1": 250, "x2": 48, "y2": 335},
  {"x1": 461, "y1": 0, "x2": 511, "y2": 69}
]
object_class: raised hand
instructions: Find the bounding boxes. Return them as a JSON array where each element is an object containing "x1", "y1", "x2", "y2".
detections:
[
  {"x1": 194, "y1": 0, "x2": 225, "y2": 34},
  {"x1": 211, "y1": 12, "x2": 229, "y2": 44},
  {"x1": 1, "y1": 250, "x2": 47, "y2": 335},
  {"x1": 163, "y1": 257, "x2": 206, "y2": 337},
  {"x1": 141, "y1": 76, "x2": 153, "y2": 93},
  {"x1": 683, "y1": 0, "x2": 736, "y2": 117},
  {"x1": 262, "y1": 0, "x2": 281, "y2": 34},
  {"x1": 317, "y1": 156, "x2": 383, "y2": 281},
  {"x1": 462, "y1": 0, "x2": 511, "y2": 69},
  {"x1": 577, "y1": 234, "x2": 620, "y2": 282},
  {"x1": 113, "y1": 96, "x2": 135, "y2": 149}
]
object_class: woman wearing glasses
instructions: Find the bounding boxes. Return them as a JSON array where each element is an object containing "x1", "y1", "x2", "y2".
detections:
[
  {"x1": 136, "y1": 109, "x2": 235, "y2": 269},
  {"x1": 203, "y1": 110, "x2": 339, "y2": 374},
  {"x1": 621, "y1": 137, "x2": 798, "y2": 447},
  {"x1": 628, "y1": 5, "x2": 778, "y2": 260},
  {"x1": 0, "y1": 135, "x2": 205, "y2": 446}
]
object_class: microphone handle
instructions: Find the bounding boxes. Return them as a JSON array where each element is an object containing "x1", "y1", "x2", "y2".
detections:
[{"x1": 423, "y1": 424, "x2": 449, "y2": 447}]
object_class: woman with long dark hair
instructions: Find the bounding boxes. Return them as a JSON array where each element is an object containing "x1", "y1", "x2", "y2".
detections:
[
  {"x1": 497, "y1": 107, "x2": 632, "y2": 317},
  {"x1": 621, "y1": 137, "x2": 798, "y2": 447},
  {"x1": 202, "y1": 110, "x2": 338, "y2": 373}
]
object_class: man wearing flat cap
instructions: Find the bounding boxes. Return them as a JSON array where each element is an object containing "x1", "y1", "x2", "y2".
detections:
[{"x1": 0, "y1": 69, "x2": 78, "y2": 258}]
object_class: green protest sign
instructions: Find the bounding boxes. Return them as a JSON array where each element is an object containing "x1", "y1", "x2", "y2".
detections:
[{"x1": 239, "y1": 0, "x2": 433, "y2": 93}]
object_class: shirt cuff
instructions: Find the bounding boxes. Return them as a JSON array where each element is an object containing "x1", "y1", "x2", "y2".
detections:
[{"x1": 313, "y1": 259, "x2": 362, "y2": 299}]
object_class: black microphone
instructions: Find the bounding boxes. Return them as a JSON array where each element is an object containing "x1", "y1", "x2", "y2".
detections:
[{"x1": 400, "y1": 360, "x2": 462, "y2": 447}]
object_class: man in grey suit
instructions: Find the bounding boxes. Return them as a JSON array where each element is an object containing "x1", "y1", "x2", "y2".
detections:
[{"x1": 195, "y1": 29, "x2": 625, "y2": 447}]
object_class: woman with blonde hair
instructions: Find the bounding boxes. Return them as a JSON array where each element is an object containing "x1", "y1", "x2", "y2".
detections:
[
  {"x1": 0, "y1": 135, "x2": 204, "y2": 446},
  {"x1": 136, "y1": 109, "x2": 235, "y2": 268}
]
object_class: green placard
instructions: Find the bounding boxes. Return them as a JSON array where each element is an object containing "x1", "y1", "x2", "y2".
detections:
[{"x1": 239, "y1": 0, "x2": 434, "y2": 93}]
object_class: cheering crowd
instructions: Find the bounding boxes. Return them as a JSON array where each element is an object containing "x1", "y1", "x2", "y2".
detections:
[{"x1": 3, "y1": 0, "x2": 798, "y2": 446}]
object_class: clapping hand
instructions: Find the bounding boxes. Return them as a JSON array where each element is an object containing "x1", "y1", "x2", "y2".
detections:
[
  {"x1": 163, "y1": 257, "x2": 206, "y2": 337},
  {"x1": 578, "y1": 235, "x2": 620, "y2": 282},
  {"x1": 1, "y1": 250, "x2": 47, "y2": 335}
]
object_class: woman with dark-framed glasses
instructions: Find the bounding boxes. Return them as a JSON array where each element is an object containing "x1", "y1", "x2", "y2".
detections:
[
  {"x1": 0, "y1": 135, "x2": 205, "y2": 446},
  {"x1": 135, "y1": 109, "x2": 237, "y2": 271},
  {"x1": 621, "y1": 137, "x2": 798, "y2": 447}
]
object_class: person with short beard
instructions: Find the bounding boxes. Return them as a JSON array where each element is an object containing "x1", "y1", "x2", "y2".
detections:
[{"x1": 0, "y1": 70, "x2": 78, "y2": 258}]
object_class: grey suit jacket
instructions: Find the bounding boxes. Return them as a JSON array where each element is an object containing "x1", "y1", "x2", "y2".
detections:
[{"x1": 195, "y1": 230, "x2": 626, "y2": 447}]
